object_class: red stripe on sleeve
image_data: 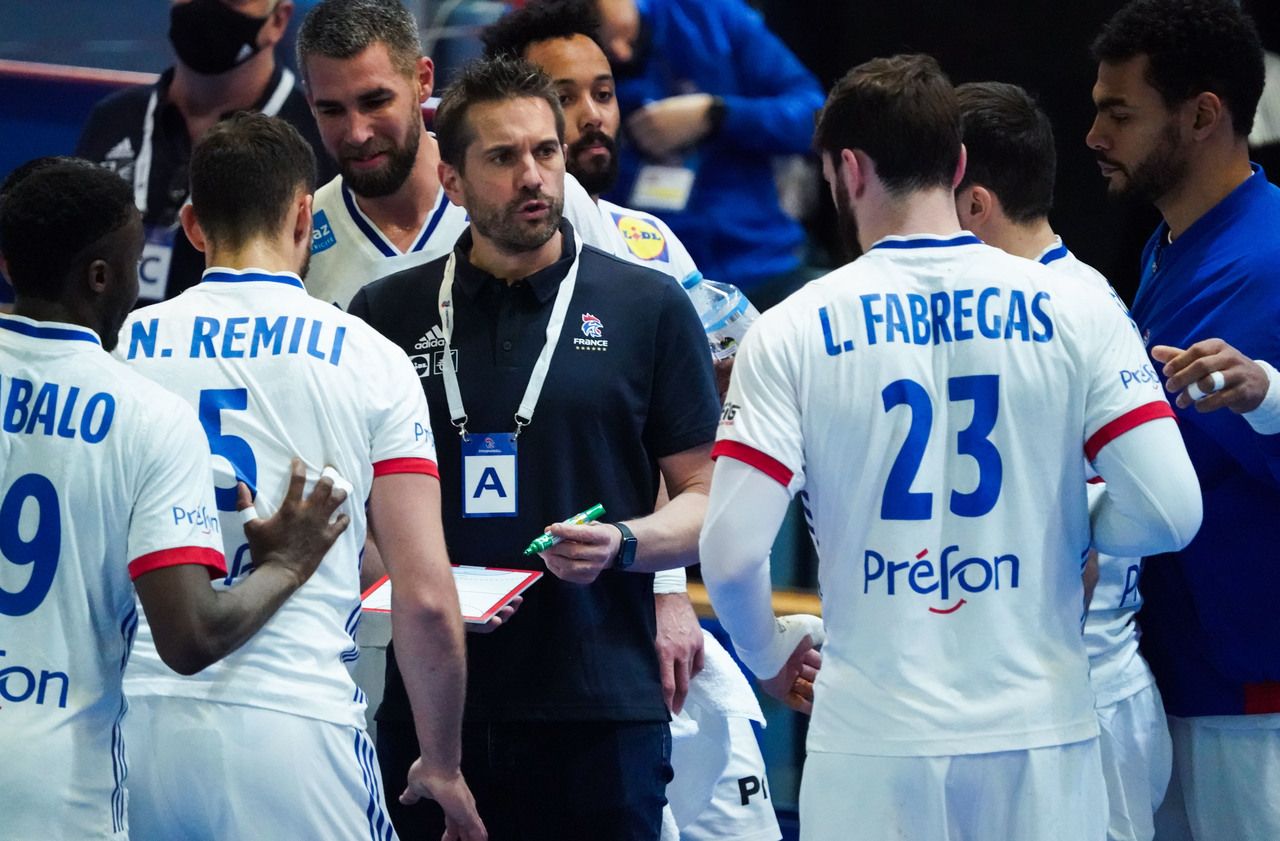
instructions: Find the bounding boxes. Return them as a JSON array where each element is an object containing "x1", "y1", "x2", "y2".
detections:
[
  {"x1": 1244, "y1": 682, "x2": 1280, "y2": 714},
  {"x1": 129, "y1": 546, "x2": 227, "y2": 581},
  {"x1": 373, "y1": 457, "x2": 440, "y2": 478},
  {"x1": 711, "y1": 440, "x2": 794, "y2": 487},
  {"x1": 1084, "y1": 401, "x2": 1177, "y2": 462}
]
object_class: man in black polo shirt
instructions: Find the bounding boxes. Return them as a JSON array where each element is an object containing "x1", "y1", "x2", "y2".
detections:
[
  {"x1": 349, "y1": 56, "x2": 719, "y2": 841},
  {"x1": 76, "y1": 0, "x2": 335, "y2": 306}
]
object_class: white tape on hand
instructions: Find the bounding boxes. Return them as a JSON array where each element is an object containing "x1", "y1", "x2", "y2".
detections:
[
  {"x1": 239, "y1": 505, "x2": 261, "y2": 526},
  {"x1": 1187, "y1": 371, "x2": 1225, "y2": 402},
  {"x1": 319, "y1": 465, "x2": 354, "y2": 499}
]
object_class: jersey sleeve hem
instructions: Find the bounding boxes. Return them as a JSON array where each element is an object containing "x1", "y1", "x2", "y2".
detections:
[
  {"x1": 1085, "y1": 401, "x2": 1177, "y2": 462},
  {"x1": 711, "y1": 440, "x2": 794, "y2": 487},
  {"x1": 129, "y1": 546, "x2": 227, "y2": 581},
  {"x1": 373, "y1": 457, "x2": 440, "y2": 478}
]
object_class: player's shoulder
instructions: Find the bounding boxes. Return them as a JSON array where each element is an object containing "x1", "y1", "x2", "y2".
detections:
[
  {"x1": 354, "y1": 251, "x2": 449, "y2": 322},
  {"x1": 597, "y1": 198, "x2": 691, "y2": 269},
  {"x1": 579, "y1": 240, "x2": 678, "y2": 297},
  {"x1": 313, "y1": 174, "x2": 344, "y2": 207},
  {"x1": 96, "y1": 347, "x2": 200, "y2": 426}
]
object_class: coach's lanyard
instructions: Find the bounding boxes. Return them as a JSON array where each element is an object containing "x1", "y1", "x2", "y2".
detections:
[
  {"x1": 133, "y1": 67, "x2": 295, "y2": 214},
  {"x1": 436, "y1": 237, "x2": 583, "y2": 440}
]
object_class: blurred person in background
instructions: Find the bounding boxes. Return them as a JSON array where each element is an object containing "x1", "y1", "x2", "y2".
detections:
[
  {"x1": 592, "y1": 0, "x2": 824, "y2": 310},
  {"x1": 76, "y1": 0, "x2": 334, "y2": 306}
]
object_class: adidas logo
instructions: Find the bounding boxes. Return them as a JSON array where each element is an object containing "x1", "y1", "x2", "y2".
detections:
[
  {"x1": 414, "y1": 324, "x2": 446, "y2": 350},
  {"x1": 100, "y1": 138, "x2": 136, "y2": 178}
]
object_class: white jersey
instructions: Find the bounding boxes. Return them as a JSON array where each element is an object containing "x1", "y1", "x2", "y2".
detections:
[
  {"x1": 595, "y1": 198, "x2": 698, "y2": 284},
  {"x1": 306, "y1": 171, "x2": 610, "y2": 309},
  {"x1": 118, "y1": 268, "x2": 438, "y2": 729},
  {"x1": 1039, "y1": 240, "x2": 1156, "y2": 708},
  {"x1": 0, "y1": 315, "x2": 224, "y2": 839},
  {"x1": 715, "y1": 232, "x2": 1174, "y2": 756}
]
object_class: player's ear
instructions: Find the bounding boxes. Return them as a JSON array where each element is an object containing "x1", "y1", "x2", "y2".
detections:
[
  {"x1": 179, "y1": 204, "x2": 208, "y2": 254},
  {"x1": 439, "y1": 160, "x2": 464, "y2": 206},
  {"x1": 953, "y1": 143, "x2": 968, "y2": 190},
  {"x1": 417, "y1": 56, "x2": 435, "y2": 103},
  {"x1": 292, "y1": 190, "x2": 314, "y2": 250}
]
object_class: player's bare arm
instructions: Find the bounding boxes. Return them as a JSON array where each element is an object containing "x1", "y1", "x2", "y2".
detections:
[
  {"x1": 134, "y1": 458, "x2": 350, "y2": 675},
  {"x1": 368, "y1": 471, "x2": 486, "y2": 840},
  {"x1": 540, "y1": 442, "x2": 713, "y2": 583}
]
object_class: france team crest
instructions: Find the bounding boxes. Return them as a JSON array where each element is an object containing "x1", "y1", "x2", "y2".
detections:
[
  {"x1": 581, "y1": 313, "x2": 604, "y2": 338},
  {"x1": 611, "y1": 212, "x2": 669, "y2": 262}
]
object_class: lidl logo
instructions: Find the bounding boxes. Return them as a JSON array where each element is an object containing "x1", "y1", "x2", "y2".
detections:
[{"x1": 612, "y1": 213, "x2": 668, "y2": 262}]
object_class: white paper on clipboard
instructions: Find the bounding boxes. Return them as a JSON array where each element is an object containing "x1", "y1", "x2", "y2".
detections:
[{"x1": 360, "y1": 565, "x2": 542, "y2": 624}]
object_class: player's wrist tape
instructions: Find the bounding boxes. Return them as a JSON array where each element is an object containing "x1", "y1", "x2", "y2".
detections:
[
  {"x1": 735, "y1": 613, "x2": 825, "y2": 678},
  {"x1": 652, "y1": 567, "x2": 688, "y2": 595},
  {"x1": 1244, "y1": 360, "x2": 1280, "y2": 435}
]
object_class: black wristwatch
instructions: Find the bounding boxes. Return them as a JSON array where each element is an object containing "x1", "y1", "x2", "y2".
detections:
[{"x1": 611, "y1": 522, "x2": 638, "y2": 570}]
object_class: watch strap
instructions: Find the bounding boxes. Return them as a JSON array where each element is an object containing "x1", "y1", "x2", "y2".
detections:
[{"x1": 612, "y1": 521, "x2": 638, "y2": 570}]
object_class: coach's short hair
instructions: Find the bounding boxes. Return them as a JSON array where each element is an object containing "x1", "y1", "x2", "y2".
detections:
[
  {"x1": 0, "y1": 159, "x2": 134, "y2": 301},
  {"x1": 481, "y1": 0, "x2": 604, "y2": 60},
  {"x1": 434, "y1": 56, "x2": 565, "y2": 173},
  {"x1": 189, "y1": 113, "x2": 317, "y2": 251},
  {"x1": 1093, "y1": 0, "x2": 1265, "y2": 137},
  {"x1": 814, "y1": 54, "x2": 960, "y2": 196},
  {"x1": 956, "y1": 82, "x2": 1056, "y2": 224},
  {"x1": 297, "y1": 0, "x2": 422, "y2": 83}
]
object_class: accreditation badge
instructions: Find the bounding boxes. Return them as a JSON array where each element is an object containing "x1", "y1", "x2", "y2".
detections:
[
  {"x1": 629, "y1": 164, "x2": 696, "y2": 212},
  {"x1": 461, "y1": 433, "x2": 518, "y2": 517},
  {"x1": 139, "y1": 223, "x2": 177, "y2": 301}
]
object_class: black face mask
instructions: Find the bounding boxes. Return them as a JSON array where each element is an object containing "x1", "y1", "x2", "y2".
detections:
[{"x1": 169, "y1": 0, "x2": 270, "y2": 76}]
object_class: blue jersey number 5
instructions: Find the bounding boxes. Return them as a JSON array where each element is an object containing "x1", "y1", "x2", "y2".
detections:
[
  {"x1": 198, "y1": 388, "x2": 257, "y2": 512},
  {"x1": 0, "y1": 474, "x2": 61, "y2": 616},
  {"x1": 881, "y1": 374, "x2": 1002, "y2": 520}
]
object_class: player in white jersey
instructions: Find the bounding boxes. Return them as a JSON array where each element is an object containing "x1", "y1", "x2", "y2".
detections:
[
  {"x1": 699, "y1": 55, "x2": 1203, "y2": 841},
  {"x1": 0, "y1": 159, "x2": 348, "y2": 840},
  {"x1": 485, "y1": 7, "x2": 783, "y2": 838},
  {"x1": 116, "y1": 114, "x2": 485, "y2": 841},
  {"x1": 955, "y1": 81, "x2": 1172, "y2": 841}
]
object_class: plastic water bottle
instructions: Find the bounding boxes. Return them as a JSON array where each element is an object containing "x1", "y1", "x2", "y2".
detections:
[{"x1": 679, "y1": 272, "x2": 759, "y2": 361}]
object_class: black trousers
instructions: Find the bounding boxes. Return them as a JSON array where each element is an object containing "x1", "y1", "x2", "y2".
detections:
[{"x1": 377, "y1": 718, "x2": 672, "y2": 841}]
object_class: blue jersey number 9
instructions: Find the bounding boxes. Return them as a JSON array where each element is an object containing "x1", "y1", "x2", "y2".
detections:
[
  {"x1": 0, "y1": 474, "x2": 61, "y2": 616},
  {"x1": 881, "y1": 374, "x2": 1003, "y2": 520}
]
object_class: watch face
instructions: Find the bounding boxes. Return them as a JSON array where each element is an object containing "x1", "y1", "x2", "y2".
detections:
[{"x1": 618, "y1": 536, "x2": 638, "y2": 569}]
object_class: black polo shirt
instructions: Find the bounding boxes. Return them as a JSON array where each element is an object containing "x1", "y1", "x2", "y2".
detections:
[
  {"x1": 350, "y1": 221, "x2": 719, "y2": 723},
  {"x1": 76, "y1": 64, "x2": 335, "y2": 305}
]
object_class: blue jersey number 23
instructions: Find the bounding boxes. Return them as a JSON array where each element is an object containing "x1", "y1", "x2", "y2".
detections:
[{"x1": 880, "y1": 374, "x2": 1002, "y2": 520}]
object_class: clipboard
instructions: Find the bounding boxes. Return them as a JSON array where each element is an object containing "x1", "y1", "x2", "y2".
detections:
[{"x1": 360, "y1": 565, "x2": 543, "y2": 624}]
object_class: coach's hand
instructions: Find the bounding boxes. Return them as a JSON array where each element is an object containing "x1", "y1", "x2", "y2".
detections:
[
  {"x1": 240, "y1": 459, "x2": 349, "y2": 588},
  {"x1": 1152, "y1": 340, "x2": 1269, "y2": 413},
  {"x1": 655, "y1": 592, "x2": 706, "y2": 713},
  {"x1": 401, "y1": 760, "x2": 487, "y2": 841},
  {"x1": 538, "y1": 521, "x2": 621, "y2": 584}
]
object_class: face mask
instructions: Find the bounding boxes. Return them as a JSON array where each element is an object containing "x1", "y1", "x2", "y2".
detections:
[{"x1": 169, "y1": 0, "x2": 270, "y2": 76}]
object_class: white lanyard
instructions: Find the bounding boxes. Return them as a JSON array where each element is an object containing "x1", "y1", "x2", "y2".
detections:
[
  {"x1": 134, "y1": 67, "x2": 296, "y2": 215},
  {"x1": 437, "y1": 236, "x2": 583, "y2": 439}
]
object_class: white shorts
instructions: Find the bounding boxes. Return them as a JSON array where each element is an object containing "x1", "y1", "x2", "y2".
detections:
[
  {"x1": 123, "y1": 695, "x2": 398, "y2": 841},
  {"x1": 799, "y1": 739, "x2": 1107, "y2": 841},
  {"x1": 1153, "y1": 713, "x2": 1280, "y2": 841},
  {"x1": 1097, "y1": 682, "x2": 1172, "y2": 841},
  {"x1": 666, "y1": 715, "x2": 781, "y2": 841}
]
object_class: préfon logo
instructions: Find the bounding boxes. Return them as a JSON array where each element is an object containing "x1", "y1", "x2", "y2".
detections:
[{"x1": 863, "y1": 545, "x2": 1020, "y2": 614}]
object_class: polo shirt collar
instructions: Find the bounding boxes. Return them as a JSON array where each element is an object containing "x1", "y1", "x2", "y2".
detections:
[{"x1": 453, "y1": 220, "x2": 577, "y2": 305}]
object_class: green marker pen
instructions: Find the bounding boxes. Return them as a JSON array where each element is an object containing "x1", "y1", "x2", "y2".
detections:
[{"x1": 523, "y1": 504, "x2": 606, "y2": 555}]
